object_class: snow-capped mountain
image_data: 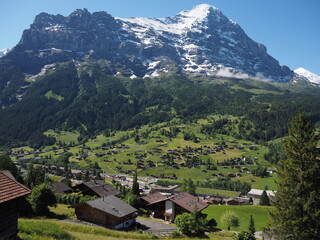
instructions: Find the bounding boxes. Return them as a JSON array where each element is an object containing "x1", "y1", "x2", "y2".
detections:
[
  {"x1": 0, "y1": 48, "x2": 11, "y2": 58},
  {"x1": 1, "y1": 4, "x2": 293, "y2": 81},
  {"x1": 294, "y1": 68, "x2": 320, "y2": 84}
]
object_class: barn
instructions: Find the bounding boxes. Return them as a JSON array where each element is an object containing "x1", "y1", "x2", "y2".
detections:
[
  {"x1": 0, "y1": 171, "x2": 31, "y2": 239},
  {"x1": 75, "y1": 196, "x2": 138, "y2": 229}
]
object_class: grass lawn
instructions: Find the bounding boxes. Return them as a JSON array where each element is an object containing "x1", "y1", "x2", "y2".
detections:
[
  {"x1": 203, "y1": 205, "x2": 273, "y2": 231},
  {"x1": 196, "y1": 188, "x2": 241, "y2": 197},
  {"x1": 18, "y1": 218, "x2": 236, "y2": 240},
  {"x1": 237, "y1": 175, "x2": 277, "y2": 191},
  {"x1": 18, "y1": 219, "x2": 156, "y2": 240},
  {"x1": 49, "y1": 204, "x2": 75, "y2": 219}
]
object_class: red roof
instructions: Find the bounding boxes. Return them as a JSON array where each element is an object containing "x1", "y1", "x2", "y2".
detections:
[
  {"x1": 141, "y1": 192, "x2": 169, "y2": 204},
  {"x1": 0, "y1": 171, "x2": 31, "y2": 203},
  {"x1": 142, "y1": 192, "x2": 208, "y2": 212},
  {"x1": 170, "y1": 192, "x2": 208, "y2": 212}
]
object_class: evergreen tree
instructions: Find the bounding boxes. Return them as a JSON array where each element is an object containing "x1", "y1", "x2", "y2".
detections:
[
  {"x1": 131, "y1": 171, "x2": 140, "y2": 196},
  {"x1": 259, "y1": 190, "x2": 270, "y2": 206},
  {"x1": 181, "y1": 178, "x2": 197, "y2": 195},
  {"x1": 188, "y1": 178, "x2": 196, "y2": 195},
  {"x1": 270, "y1": 113, "x2": 320, "y2": 239},
  {"x1": 248, "y1": 215, "x2": 255, "y2": 235}
]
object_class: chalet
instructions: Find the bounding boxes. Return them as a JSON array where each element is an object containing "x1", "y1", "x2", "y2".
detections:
[
  {"x1": 0, "y1": 171, "x2": 31, "y2": 239},
  {"x1": 150, "y1": 185, "x2": 179, "y2": 194},
  {"x1": 225, "y1": 198, "x2": 242, "y2": 205},
  {"x1": 50, "y1": 182, "x2": 73, "y2": 195},
  {"x1": 75, "y1": 196, "x2": 137, "y2": 230},
  {"x1": 74, "y1": 180, "x2": 120, "y2": 197},
  {"x1": 204, "y1": 197, "x2": 223, "y2": 205},
  {"x1": 141, "y1": 192, "x2": 208, "y2": 222},
  {"x1": 247, "y1": 189, "x2": 276, "y2": 199}
]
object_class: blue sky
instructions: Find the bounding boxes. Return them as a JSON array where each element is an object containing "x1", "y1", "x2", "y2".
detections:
[{"x1": 0, "y1": 0, "x2": 319, "y2": 74}]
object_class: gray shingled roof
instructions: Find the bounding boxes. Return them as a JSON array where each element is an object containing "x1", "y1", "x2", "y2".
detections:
[
  {"x1": 85, "y1": 196, "x2": 137, "y2": 218},
  {"x1": 81, "y1": 180, "x2": 121, "y2": 197},
  {"x1": 50, "y1": 182, "x2": 73, "y2": 194}
]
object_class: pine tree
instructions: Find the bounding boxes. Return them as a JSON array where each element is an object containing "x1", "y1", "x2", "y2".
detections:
[
  {"x1": 131, "y1": 171, "x2": 140, "y2": 196},
  {"x1": 248, "y1": 215, "x2": 255, "y2": 235},
  {"x1": 270, "y1": 113, "x2": 320, "y2": 239},
  {"x1": 259, "y1": 190, "x2": 270, "y2": 206}
]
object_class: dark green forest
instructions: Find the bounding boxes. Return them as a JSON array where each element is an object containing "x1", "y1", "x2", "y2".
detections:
[{"x1": 1, "y1": 61, "x2": 320, "y2": 148}]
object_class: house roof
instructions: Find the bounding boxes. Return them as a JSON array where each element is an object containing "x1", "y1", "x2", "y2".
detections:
[
  {"x1": 81, "y1": 196, "x2": 137, "y2": 218},
  {"x1": 247, "y1": 189, "x2": 276, "y2": 197},
  {"x1": 170, "y1": 192, "x2": 208, "y2": 212},
  {"x1": 142, "y1": 192, "x2": 208, "y2": 212},
  {"x1": 141, "y1": 192, "x2": 169, "y2": 205},
  {"x1": 50, "y1": 182, "x2": 73, "y2": 194},
  {"x1": 78, "y1": 180, "x2": 120, "y2": 197},
  {"x1": 0, "y1": 171, "x2": 31, "y2": 203}
]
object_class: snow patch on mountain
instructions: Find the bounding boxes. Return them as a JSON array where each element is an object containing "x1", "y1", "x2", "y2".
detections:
[
  {"x1": 294, "y1": 68, "x2": 320, "y2": 84},
  {"x1": 0, "y1": 48, "x2": 11, "y2": 58},
  {"x1": 120, "y1": 4, "x2": 218, "y2": 35}
]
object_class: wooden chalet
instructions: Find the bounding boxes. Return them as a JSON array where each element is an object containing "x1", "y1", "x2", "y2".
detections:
[
  {"x1": 141, "y1": 192, "x2": 208, "y2": 222},
  {"x1": 204, "y1": 197, "x2": 224, "y2": 205},
  {"x1": 74, "y1": 180, "x2": 120, "y2": 197},
  {"x1": 74, "y1": 196, "x2": 138, "y2": 229},
  {"x1": 141, "y1": 192, "x2": 169, "y2": 218},
  {"x1": 0, "y1": 171, "x2": 31, "y2": 239},
  {"x1": 50, "y1": 182, "x2": 73, "y2": 195}
]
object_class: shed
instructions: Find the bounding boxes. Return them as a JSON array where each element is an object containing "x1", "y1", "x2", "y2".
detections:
[
  {"x1": 75, "y1": 196, "x2": 137, "y2": 229},
  {"x1": 0, "y1": 171, "x2": 31, "y2": 239}
]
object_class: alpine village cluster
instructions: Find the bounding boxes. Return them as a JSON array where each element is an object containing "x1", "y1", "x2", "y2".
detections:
[{"x1": 0, "y1": 4, "x2": 320, "y2": 240}]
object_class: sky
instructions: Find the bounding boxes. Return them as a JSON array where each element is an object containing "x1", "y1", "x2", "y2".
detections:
[{"x1": 0, "y1": 0, "x2": 319, "y2": 74}]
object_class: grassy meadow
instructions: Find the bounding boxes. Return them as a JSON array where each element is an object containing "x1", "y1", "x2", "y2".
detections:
[{"x1": 203, "y1": 205, "x2": 273, "y2": 231}]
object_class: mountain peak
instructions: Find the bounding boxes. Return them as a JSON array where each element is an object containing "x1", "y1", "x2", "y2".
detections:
[
  {"x1": 294, "y1": 68, "x2": 320, "y2": 84},
  {"x1": 178, "y1": 4, "x2": 219, "y2": 18}
]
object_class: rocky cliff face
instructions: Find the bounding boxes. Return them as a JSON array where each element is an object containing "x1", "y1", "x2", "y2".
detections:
[{"x1": 3, "y1": 4, "x2": 293, "y2": 81}]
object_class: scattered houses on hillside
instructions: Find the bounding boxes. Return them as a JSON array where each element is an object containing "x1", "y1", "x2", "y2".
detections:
[
  {"x1": 0, "y1": 171, "x2": 31, "y2": 240},
  {"x1": 74, "y1": 196, "x2": 138, "y2": 229}
]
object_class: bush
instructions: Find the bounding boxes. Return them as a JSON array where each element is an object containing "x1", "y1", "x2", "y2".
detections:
[
  {"x1": 220, "y1": 210, "x2": 239, "y2": 231},
  {"x1": 28, "y1": 183, "x2": 57, "y2": 216},
  {"x1": 175, "y1": 210, "x2": 207, "y2": 236},
  {"x1": 171, "y1": 231, "x2": 181, "y2": 238},
  {"x1": 233, "y1": 231, "x2": 256, "y2": 240}
]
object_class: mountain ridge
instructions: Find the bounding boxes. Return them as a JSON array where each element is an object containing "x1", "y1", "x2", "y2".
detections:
[{"x1": 2, "y1": 4, "x2": 293, "y2": 81}]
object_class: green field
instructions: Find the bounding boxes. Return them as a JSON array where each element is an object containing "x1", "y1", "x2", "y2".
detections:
[
  {"x1": 195, "y1": 188, "x2": 241, "y2": 197},
  {"x1": 203, "y1": 205, "x2": 273, "y2": 231},
  {"x1": 18, "y1": 218, "x2": 235, "y2": 240},
  {"x1": 13, "y1": 114, "x2": 279, "y2": 194}
]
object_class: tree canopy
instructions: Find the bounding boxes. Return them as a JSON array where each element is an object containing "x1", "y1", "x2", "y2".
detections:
[{"x1": 270, "y1": 112, "x2": 320, "y2": 239}]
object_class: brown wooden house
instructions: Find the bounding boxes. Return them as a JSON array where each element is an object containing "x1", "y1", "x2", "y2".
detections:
[
  {"x1": 74, "y1": 196, "x2": 138, "y2": 229},
  {"x1": 0, "y1": 171, "x2": 31, "y2": 239},
  {"x1": 141, "y1": 192, "x2": 169, "y2": 218},
  {"x1": 50, "y1": 182, "x2": 73, "y2": 195},
  {"x1": 74, "y1": 180, "x2": 120, "y2": 197},
  {"x1": 141, "y1": 192, "x2": 208, "y2": 222}
]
